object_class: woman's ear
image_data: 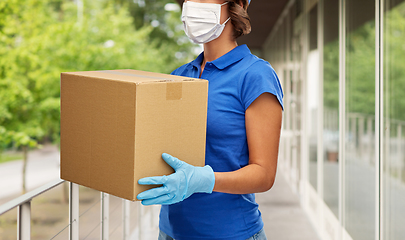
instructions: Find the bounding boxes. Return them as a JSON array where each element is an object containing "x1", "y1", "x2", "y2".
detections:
[{"x1": 237, "y1": 0, "x2": 248, "y2": 10}]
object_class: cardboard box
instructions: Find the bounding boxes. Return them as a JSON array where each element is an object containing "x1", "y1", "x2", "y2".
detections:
[{"x1": 60, "y1": 69, "x2": 208, "y2": 201}]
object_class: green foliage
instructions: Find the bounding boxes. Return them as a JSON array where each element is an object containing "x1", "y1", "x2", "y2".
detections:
[
  {"x1": 324, "y1": 3, "x2": 405, "y2": 122},
  {"x1": 324, "y1": 22, "x2": 376, "y2": 116},
  {"x1": 125, "y1": 0, "x2": 183, "y2": 43},
  {"x1": 0, "y1": 151, "x2": 23, "y2": 164},
  {"x1": 385, "y1": 3, "x2": 405, "y2": 121},
  {"x1": 323, "y1": 39, "x2": 339, "y2": 111},
  {"x1": 346, "y1": 21, "x2": 376, "y2": 116},
  {"x1": 0, "y1": 0, "x2": 195, "y2": 152}
]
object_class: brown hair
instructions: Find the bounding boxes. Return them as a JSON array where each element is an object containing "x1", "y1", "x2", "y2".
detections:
[{"x1": 227, "y1": 0, "x2": 251, "y2": 39}]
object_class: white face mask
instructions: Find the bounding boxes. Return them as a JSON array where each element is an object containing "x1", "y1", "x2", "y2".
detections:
[{"x1": 181, "y1": 1, "x2": 230, "y2": 44}]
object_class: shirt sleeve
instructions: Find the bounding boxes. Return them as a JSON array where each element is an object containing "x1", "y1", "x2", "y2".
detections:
[
  {"x1": 171, "y1": 67, "x2": 181, "y2": 76},
  {"x1": 240, "y1": 60, "x2": 284, "y2": 111},
  {"x1": 171, "y1": 63, "x2": 194, "y2": 77}
]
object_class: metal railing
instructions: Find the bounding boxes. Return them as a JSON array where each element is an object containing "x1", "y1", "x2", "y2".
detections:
[
  {"x1": 0, "y1": 179, "x2": 65, "y2": 240},
  {"x1": 323, "y1": 109, "x2": 405, "y2": 182},
  {"x1": 0, "y1": 180, "x2": 159, "y2": 240}
]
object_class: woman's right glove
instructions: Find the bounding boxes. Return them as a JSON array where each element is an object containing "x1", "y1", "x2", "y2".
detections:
[{"x1": 137, "y1": 153, "x2": 215, "y2": 206}]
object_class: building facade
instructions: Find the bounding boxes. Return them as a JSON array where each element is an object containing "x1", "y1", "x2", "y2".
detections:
[{"x1": 255, "y1": 0, "x2": 405, "y2": 240}]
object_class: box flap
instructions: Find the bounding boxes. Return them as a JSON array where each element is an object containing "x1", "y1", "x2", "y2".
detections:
[{"x1": 62, "y1": 69, "x2": 203, "y2": 84}]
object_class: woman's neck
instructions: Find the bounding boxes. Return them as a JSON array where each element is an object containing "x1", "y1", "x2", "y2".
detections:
[
  {"x1": 200, "y1": 21, "x2": 237, "y2": 77},
  {"x1": 203, "y1": 39, "x2": 237, "y2": 63}
]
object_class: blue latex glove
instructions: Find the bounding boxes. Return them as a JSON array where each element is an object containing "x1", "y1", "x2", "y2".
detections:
[{"x1": 137, "y1": 153, "x2": 215, "y2": 205}]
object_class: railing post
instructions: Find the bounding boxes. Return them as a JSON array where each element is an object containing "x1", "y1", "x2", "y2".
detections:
[
  {"x1": 359, "y1": 116, "x2": 365, "y2": 161},
  {"x1": 17, "y1": 201, "x2": 31, "y2": 240},
  {"x1": 138, "y1": 202, "x2": 143, "y2": 240},
  {"x1": 122, "y1": 199, "x2": 130, "y2": 240},
  {"x1": 397, "y1": 124, "x2": 402, "y2": 180},
  {"x1": 69, "y1": 182, "x2": 79, "y2": 240},
  {"x1": 367, "y1": 117, "x2": 373, "y2": 165},
  {"x1": 101, "y1": 193, "x2": 109, "y2": 240}
]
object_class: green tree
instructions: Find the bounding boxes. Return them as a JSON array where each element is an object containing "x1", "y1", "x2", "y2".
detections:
[
  {"x1": 0, "y1": 0, "x2": 195, "y2": 193},
  {"x1": 346, "y1": 21, "x2": 376, "y2": 116},
  {"x1": 323, "y1": 39, "x2": 339, "y2": 112},
  {"x1": 324, "y1": 3, "x2": 405, "y2": 122},
  {"x1": 385, "y1": 3, "x2": 405, "y2": 122}
]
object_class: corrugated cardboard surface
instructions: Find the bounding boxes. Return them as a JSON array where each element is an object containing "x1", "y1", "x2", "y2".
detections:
[{"x1": 60, "y1": 69, "x2": 208, "y2": 201}]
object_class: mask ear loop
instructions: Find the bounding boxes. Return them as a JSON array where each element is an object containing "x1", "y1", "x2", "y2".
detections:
[
  {"x1": 222, "y1": 17, "x2": 231, "y2": 25},
  {"x1": 220, "y1": 2, "x2": 230, "y2": 25}
]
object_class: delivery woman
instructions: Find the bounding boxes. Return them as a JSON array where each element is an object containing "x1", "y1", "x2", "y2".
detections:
[{"x1": 137, "y1": 0, "x2": 283, "y2": 239}]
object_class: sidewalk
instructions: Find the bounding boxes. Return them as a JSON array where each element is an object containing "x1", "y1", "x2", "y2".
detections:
[{"x1": 256, "y1": 173, "x2": 321, "y2": 240}]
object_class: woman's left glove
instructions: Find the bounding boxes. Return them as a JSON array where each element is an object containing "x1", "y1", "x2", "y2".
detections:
[{"x1": 137, "y1": 153, "x2": 215, "y2": 205}]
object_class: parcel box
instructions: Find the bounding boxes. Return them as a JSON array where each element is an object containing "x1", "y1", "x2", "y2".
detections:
[{"x1": 60, "y1": 69, "x2": 208, "y2": 201}]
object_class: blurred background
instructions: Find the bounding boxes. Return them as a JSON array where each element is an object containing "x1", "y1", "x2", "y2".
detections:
[
  {"x1": 1, "y1": 0, "x2": 405, "y2": 240},
  {"x1": 0, "y1": 0, "x2": 197, "y2": 239},
  {"x1": 0, "y1": 0, "x2": 197, "y2": 165}
]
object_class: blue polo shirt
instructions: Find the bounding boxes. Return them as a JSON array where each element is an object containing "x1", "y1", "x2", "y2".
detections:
[{"x1": 159, "y1": 44, "x2": 283, "y2": 240}]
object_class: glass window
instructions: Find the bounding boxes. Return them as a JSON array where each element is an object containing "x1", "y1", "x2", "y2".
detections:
[
  {"x1": 345, "y1": 1, "x2": 376, "y2": 239},
  {"x1": 308, "y1": 4, "x2": 318, "y2": 189},
  {"x1": 290, "y1": 5, "x2": 295, "y2": 61},
  {"x1": 283, "y1": 21, "x2": 287, "y2": 62},
  {"x1": 323, "y1": 0, "x2": 339, "y2": 218},
  {"x1": 383, "y1": 1, "x2": 405, "y2": 239}
]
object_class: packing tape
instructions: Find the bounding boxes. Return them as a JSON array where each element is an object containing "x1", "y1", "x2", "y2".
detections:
[
  {"x1": 166, "y1": 81, "x2": 182, "y2": 100},
  {"x1": 101, "y1": 70, "x2": 183, "y2": 100}
]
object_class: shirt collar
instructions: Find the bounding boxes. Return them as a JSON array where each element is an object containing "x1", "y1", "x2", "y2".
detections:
[
  {"x1": 190, "y1": 52, "x2": 204, "y2": 70},
  {"x1": 189, "y1": 44, "x2": 251, "y2": 70},
  {"x1": 211, "y1": 44, "x2": 251, "y2": 70}
]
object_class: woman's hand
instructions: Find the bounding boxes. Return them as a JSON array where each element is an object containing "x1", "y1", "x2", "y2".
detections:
[{"x1": 137, "y1": 153, "x2": 215, "y2": 205}]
